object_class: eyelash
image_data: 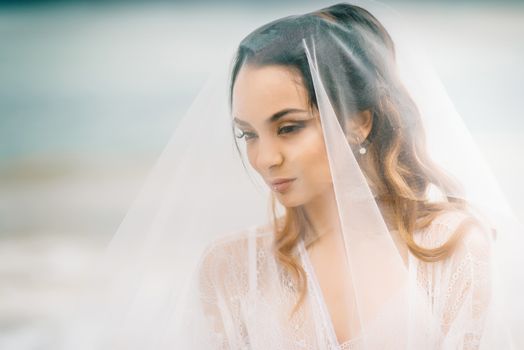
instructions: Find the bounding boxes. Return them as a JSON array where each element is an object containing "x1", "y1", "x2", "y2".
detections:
[
  {"x1": 278, "y1": 125, "x2": 302, "y2": 135},
  {"x1": 237, "y1": 131, "x2": 256, "y2": 141},
  {"x1": 236, "y1": 124, "x2": 304, "y2": 141}
]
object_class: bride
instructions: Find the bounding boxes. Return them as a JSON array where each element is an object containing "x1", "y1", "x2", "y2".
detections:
[
  {"x1": 191, "y1": 3, "x2": 496, "y2": 349},
  {"x1": 93, "y1": 2, "x2": 521, "y2": 350}
]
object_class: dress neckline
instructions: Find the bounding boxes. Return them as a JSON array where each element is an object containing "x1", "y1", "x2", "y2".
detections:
[
  {"x1": 297, "y1": 231, "x2": 408, "y2": 348},
  {"x1": 297, "y1": 240, "x2": 360, "y2": 347}
]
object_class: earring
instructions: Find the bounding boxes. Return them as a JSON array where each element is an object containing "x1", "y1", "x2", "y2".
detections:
[{"x1": 357, "y1": 136, "x2": 367, "y2": 155}]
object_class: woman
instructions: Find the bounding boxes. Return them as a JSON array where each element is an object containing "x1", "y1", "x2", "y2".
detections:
[
  {"x1": 190, "y1": 3, "x2": 502, "y2": 349},
  {"x1": 94, "y1": 2, "x2": 519, "y2": 350}
]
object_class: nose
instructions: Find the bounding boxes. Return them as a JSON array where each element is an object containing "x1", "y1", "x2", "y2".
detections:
[{"x1": 253, "y1": 137, "x2": 284, "y2": 172}]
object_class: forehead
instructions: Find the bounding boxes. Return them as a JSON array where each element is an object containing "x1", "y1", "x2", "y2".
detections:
[{"x1": 232, "y1": 64, "x2": 310, "y2": 124}]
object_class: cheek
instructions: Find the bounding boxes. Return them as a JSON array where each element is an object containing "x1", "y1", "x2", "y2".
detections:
[
  {"x1": 293, "y1": 130, "x2": 331, "y2": 185},
  {"x1": 245, "y1": 144, "x2": 268, "y2": 179},
  {"x1": 245, "y1": 146, "x2": 258, "y2": 172},
  {"x1": 307, "y1": 147, "x2": 331, "y2": 186}
]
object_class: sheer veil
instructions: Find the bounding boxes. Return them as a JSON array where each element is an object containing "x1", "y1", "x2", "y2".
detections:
[{"x1": 78, "y1": 2, "x2": 523, "y2": 349}]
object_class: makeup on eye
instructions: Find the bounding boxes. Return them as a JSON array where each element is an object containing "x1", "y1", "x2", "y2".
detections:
[
  {"x1": 235, "y1": 120, "x2": 308, "y2": 141},
  {"x1": 232, "y1": 108, "x2": 309, "y2": 127},
  {"x1": 277, "y1": 122, "x2": 305, "y2": 135},
  {"x1": 235, "y1": 130, "x2": 257, "y2": 141}
]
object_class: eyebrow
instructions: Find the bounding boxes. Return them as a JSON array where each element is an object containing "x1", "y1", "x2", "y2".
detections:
[{"x1": 233, "y1": 108, "x2": 308, "y2": 127}]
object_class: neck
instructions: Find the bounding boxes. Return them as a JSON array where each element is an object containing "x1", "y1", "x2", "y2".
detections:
[
  {"x1": 302, "y1": 186, "x2": 341, "y2": 246},
  {"x1": 299, "y1": 187, "x2": 396, "y2": 248}
]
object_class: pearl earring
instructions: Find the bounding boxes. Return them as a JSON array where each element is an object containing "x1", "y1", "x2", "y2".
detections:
[{"x1": 357, "y1": 136, "x2": 367, "y2": 155}]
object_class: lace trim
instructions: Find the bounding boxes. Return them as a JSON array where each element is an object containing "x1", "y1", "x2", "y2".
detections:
[{"x1": 336, "y1": 337, "x2": 362, "y2": 350}]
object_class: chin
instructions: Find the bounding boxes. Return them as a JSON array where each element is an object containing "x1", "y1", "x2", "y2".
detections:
[{"x1": 275, "y1": 193, "x2": 306, "y2": 209}]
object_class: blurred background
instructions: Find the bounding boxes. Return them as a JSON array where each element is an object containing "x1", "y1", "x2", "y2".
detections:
[{"x1": 1, "y1": 0, "x2": 523, "y2": 348}]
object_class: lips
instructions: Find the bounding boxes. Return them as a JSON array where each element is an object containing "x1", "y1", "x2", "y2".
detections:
[{"x1": 268, "y1": 178, "x2": 296, "y2": 193}]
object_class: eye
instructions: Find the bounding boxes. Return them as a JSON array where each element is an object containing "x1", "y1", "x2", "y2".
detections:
[
  {"x1": 278, "y1": 124, "x2": 304, "y2": 135},
  {"x1": 235, "y1": 130, "x2": 257, "y2": 141}
]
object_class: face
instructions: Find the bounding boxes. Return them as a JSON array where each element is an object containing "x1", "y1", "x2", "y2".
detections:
[{"x1": 232, "y1": 64, "x2": 333, "y2": 208}]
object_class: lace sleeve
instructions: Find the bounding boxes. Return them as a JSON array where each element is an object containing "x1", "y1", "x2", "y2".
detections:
[
  {"x1": 197, "y1": 246, "x2": 230, "y2": 349},
  {"x1": 437, "y1": 219, "x2": 493, "y2": 349},
  {"x1": 195, "y1": 234, "x2": 251, "y2": 349}
]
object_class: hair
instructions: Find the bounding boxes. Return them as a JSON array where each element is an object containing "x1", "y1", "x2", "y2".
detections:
[{"x1": 229, "y1": 3, "x2": 481, "y2": 314}]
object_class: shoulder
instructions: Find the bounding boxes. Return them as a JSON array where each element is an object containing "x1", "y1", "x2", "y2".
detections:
[
  {"x1": 199, "y1": 224, "x2": 274, "y2": 261},
  {"x1": 197, "y1": 224, "x2": 274, "y2": 282},
  {"x1": 415, "y1": 209, "x2": 493, "y2": 256}
]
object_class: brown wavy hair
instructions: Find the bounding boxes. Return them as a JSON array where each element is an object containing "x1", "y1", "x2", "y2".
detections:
[{"x1": 229, "y1": 3, "x2": 480, "y2": 314}]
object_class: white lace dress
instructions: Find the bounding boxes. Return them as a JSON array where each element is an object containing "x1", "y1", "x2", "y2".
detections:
[{"x1": 190, "y1": 210, "x2": 493, "y2": 349}]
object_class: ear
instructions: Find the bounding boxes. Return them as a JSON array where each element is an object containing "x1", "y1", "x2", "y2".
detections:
[{"x1": 345, "y1": 109, "x2": 373, "y2": 144}]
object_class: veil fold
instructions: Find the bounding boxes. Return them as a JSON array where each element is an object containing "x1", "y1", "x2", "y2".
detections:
[{"x1": 78, "y1": 2, "x2": 523, "y2": 349}]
